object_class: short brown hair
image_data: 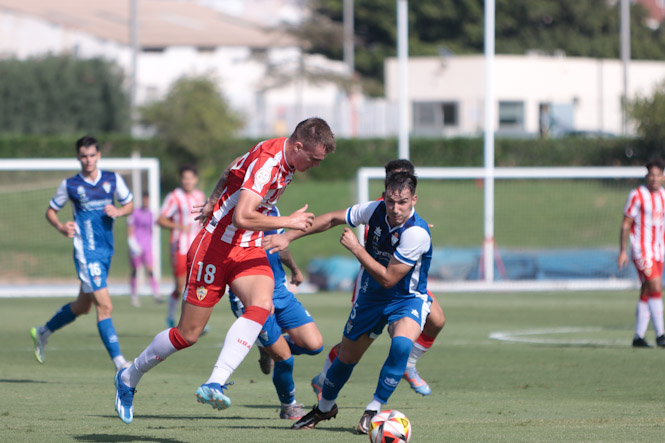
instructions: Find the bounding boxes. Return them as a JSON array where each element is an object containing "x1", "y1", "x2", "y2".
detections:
[{"x1": 291, "y1": 117, "x2": 336, "y2": 154}]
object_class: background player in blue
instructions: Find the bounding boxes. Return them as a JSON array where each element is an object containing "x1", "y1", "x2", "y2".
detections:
[
  {"x1": 30, "y1": 135, "x2": 135, "y2": 370},
  {"x1": 264, "y1": 171, "x2": 432, "y2": 433},
  {"x1": 228, "y1": 205, "x2": 324, "y2": 420}
]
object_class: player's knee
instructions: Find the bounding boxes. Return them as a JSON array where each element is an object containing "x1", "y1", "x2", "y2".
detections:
[
  {"x1": 306, "y1": 334, "x2": 324, "y2": 354},
  {"x1": 308, "y1": 344, "x2": 324, "y2": 355},
  {"x1": 249, "y1": 298, "x2": 273, "y2": 314},
  {"x1": 390, "y1": 336, "x2": 414, "y2": 360},
  {"x1": 425, "y1": 311, "x2": 445, "y2": 332}
]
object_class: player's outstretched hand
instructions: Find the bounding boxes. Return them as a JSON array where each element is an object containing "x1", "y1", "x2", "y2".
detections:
[
  {"x1": 193, "y1": 199, "x2": 214, "y2": 226},
  {"x1": 263, "y1": 233, "x2": 290, "y2": 254},
  {"x1": 287, "y1": 205, "x2": 314, "y2": 231},
  {"x1": 340, "y1": 227, "x2": 361, "y2": 252}
]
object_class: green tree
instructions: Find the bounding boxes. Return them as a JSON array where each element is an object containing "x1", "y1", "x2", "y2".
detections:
[
  {"x1": 139, "y1": 74, "x2": 244, "y2": 166},
  {"x1": 628, "y1": 80, "x2": 665, "y2": 150},
  {"x1": 0, "y1": 55, "x2": 128, "y2": 134},
  {"x1": 304, "y1": 0, "x2": 665, "y2": 95}
]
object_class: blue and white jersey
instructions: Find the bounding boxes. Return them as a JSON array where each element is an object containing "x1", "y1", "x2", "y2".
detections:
[
  {"x1": 263, "y1": 206, "x2": 291, "y2": 299},
  {"x1": 50, "y1": 170, "x2": 133, "y2": 259},
  {"x1": 346, "y1": 200, "x2": 432, "y2": 301}
]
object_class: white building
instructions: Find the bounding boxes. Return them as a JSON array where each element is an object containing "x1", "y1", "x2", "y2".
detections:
[
  {"x1": 0, "y1": 0, "x2": 354, "y2": 137},
  {"x1": 385, "y1": 53, "x2": 665, "y2": 138}
]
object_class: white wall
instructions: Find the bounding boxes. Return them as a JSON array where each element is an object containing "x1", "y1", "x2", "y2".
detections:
[{"x1": 386, "y1": 54, "x2": 665, "y2": 137}]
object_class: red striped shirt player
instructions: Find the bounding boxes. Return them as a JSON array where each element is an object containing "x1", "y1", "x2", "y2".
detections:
[
  {"x1": 114, "y1": 117, "x2": 336, "y2": 424},
  {"x1": 157, "y1": 165, "x2": 206, "y2": 328},
  {"x1": 619, "y1": 157, "x2": 665, "y2": 348}
]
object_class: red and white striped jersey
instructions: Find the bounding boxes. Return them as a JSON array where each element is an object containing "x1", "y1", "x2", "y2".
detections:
[
  {"x1": 624, "y1": 185, "x2": 665, "y2": 263},
  {"x1": 160, "y1": 187, "x2": 206, "y2": 254},
  {"x1": 205, "y1": 137, "x2": 294, "y2": 247}
]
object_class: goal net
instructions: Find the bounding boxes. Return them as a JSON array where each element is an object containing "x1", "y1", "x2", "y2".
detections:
[
  {"x1": 0, "y1": 157, "x2": 161, "y2": 297},
  {"x1": 358, "y1": 166, "x2": 646, "y2": 292}
]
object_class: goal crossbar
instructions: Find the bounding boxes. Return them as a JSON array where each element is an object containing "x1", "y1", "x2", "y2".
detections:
[
  {"x1": 357, "y1": 166, "x2": 646, "y2": 292},
  {"x1": 0, "y1": 157, "x2": 161, "y2": 297}
]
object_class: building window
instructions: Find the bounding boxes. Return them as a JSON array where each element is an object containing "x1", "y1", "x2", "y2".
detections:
[
  {"x1": 498, "y1": 101, "x2": 524, "y2": 131},
  {"x1": 413, "y1": 101, "x2": 458, "y2": 135}
]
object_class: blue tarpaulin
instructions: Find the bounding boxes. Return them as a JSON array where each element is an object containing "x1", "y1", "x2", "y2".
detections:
[{"x1": 307, "y1": 247, "x2": 638, "y2": 290}]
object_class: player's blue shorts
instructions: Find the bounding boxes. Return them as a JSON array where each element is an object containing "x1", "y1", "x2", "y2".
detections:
[
  {"x1": 74, "y1": 251, "x2": 111, "y2": 293},
  {"x1": 343, "y1": 293, "x2": 432, "y2": 341},
  {"x1": 228, "y1": 286, "x2": 314, "y2": 347}
]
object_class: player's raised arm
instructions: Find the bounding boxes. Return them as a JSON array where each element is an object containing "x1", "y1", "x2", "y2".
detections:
[
  {"x1": 263, "y1": 208, "x2": 348, "y2": 254},
  {"x1": 231, "y1": 188, "x2": 314, "y2": 232}
]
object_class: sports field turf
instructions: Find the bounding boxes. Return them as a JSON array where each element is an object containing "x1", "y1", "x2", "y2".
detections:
[{"x1": 2, "y1": 289, "x2": 665, "y2": 442}]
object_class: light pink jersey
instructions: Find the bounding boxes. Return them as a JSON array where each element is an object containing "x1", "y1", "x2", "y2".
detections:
[
  {"x1": 624, "y1": 185, "x2": 665, "y2": 265},
  {"x1": 160, "y1": 187, "x2": 206, "y2": 254},
  {"x1": 204, "y1": 137, "x2": 294, "y2": 247}
]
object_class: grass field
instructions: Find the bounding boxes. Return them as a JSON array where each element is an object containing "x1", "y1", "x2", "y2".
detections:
[{"x1": 3, "y1": 290, "x2": 665, "y2": 442}]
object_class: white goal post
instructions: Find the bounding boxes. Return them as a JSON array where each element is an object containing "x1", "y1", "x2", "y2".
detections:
[
  {"x1": 357, "y1": 166, "x2": 646, "y2": 292},
  {"x1": 0, "y1": 157, "x2": 161, "y2": 297}
]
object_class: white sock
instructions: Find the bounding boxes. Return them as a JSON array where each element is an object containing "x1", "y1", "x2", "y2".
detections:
[
  {"x1": 122, "y1": 329, "x2": 177, "y2": 388},
  {"x1": 206, "y1": 316, "x2": 263, "y2": 385},
  {"x1": 648, "y1": 297, "x2": 665, "y2": 336},
  {"x1": 406, "y1": 342, "x2": 427, "y2": 369},
  {"x1": 365, "y1": 398, "x2": 382, "y2": 412},
  {"x1": 317, "y1": 358, "x2": 334, "y2": 385},
  {"x1": 635, "y1": 300, "x2": 651, "y2": 338},
  {"x1": 113, "y1": 355, "x2": 128, "y2": 370},
  {"x1": 39, "y1": 325, "x2": 52, "y2": 341},
  {"x1": 318, "y1": 398, "x2": 336, "y2": 413}
]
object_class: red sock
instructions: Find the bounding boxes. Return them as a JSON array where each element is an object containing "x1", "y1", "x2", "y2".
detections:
[
  {"x1": 168, "y1": 327, "x2": 191, "y2": 350},
  {"x1": 416, "y1": 332, "x2": 436, "y2": 349}
]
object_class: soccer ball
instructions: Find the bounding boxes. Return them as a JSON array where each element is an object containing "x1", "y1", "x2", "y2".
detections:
[{"x1": 368, "y1": 409, "x2": 412, "y2": 443}]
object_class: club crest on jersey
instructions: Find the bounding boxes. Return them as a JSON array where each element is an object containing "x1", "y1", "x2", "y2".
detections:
[
  {"x1": 102, "y1": 182, "x2": 111, "y2": 193},
  {"x1": 196, "y1": 286, "x2": 208, "y2": 301},
  {"x1": 391, "y1": 232, "x2": 399, "y2": 246},
  {"x1": 255, "y1": 167, "x2": 271, "y2": 186}
]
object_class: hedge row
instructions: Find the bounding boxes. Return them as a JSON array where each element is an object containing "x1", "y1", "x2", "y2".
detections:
[{"x1": 0, "y1": 134, "x2": 659, "y2": 191}]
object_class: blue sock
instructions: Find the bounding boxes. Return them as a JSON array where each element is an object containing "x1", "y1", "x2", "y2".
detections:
[
  {"x1": 374, "y1": 336, "x2": 413, "y2": 404},
  {"x1": 284, "y1": 334, "x2": 324, "y2": 356},
  {"x1": 273, "y1": 356, "x2": 296, "y2": 404},
  {"x1": 322, "y1": 358, "x2": 356, "y2": 402},
  {"x1": 45, "y1": 304, "x2": 76, "y2": 332},
  {"x1": 97, "y1": 318, "x2": 122, "y2": 359}
]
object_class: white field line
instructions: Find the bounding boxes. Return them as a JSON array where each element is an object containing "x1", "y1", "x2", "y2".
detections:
[{"x1": 489, "y1": 327, "x2": 623, "y2": 346}]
